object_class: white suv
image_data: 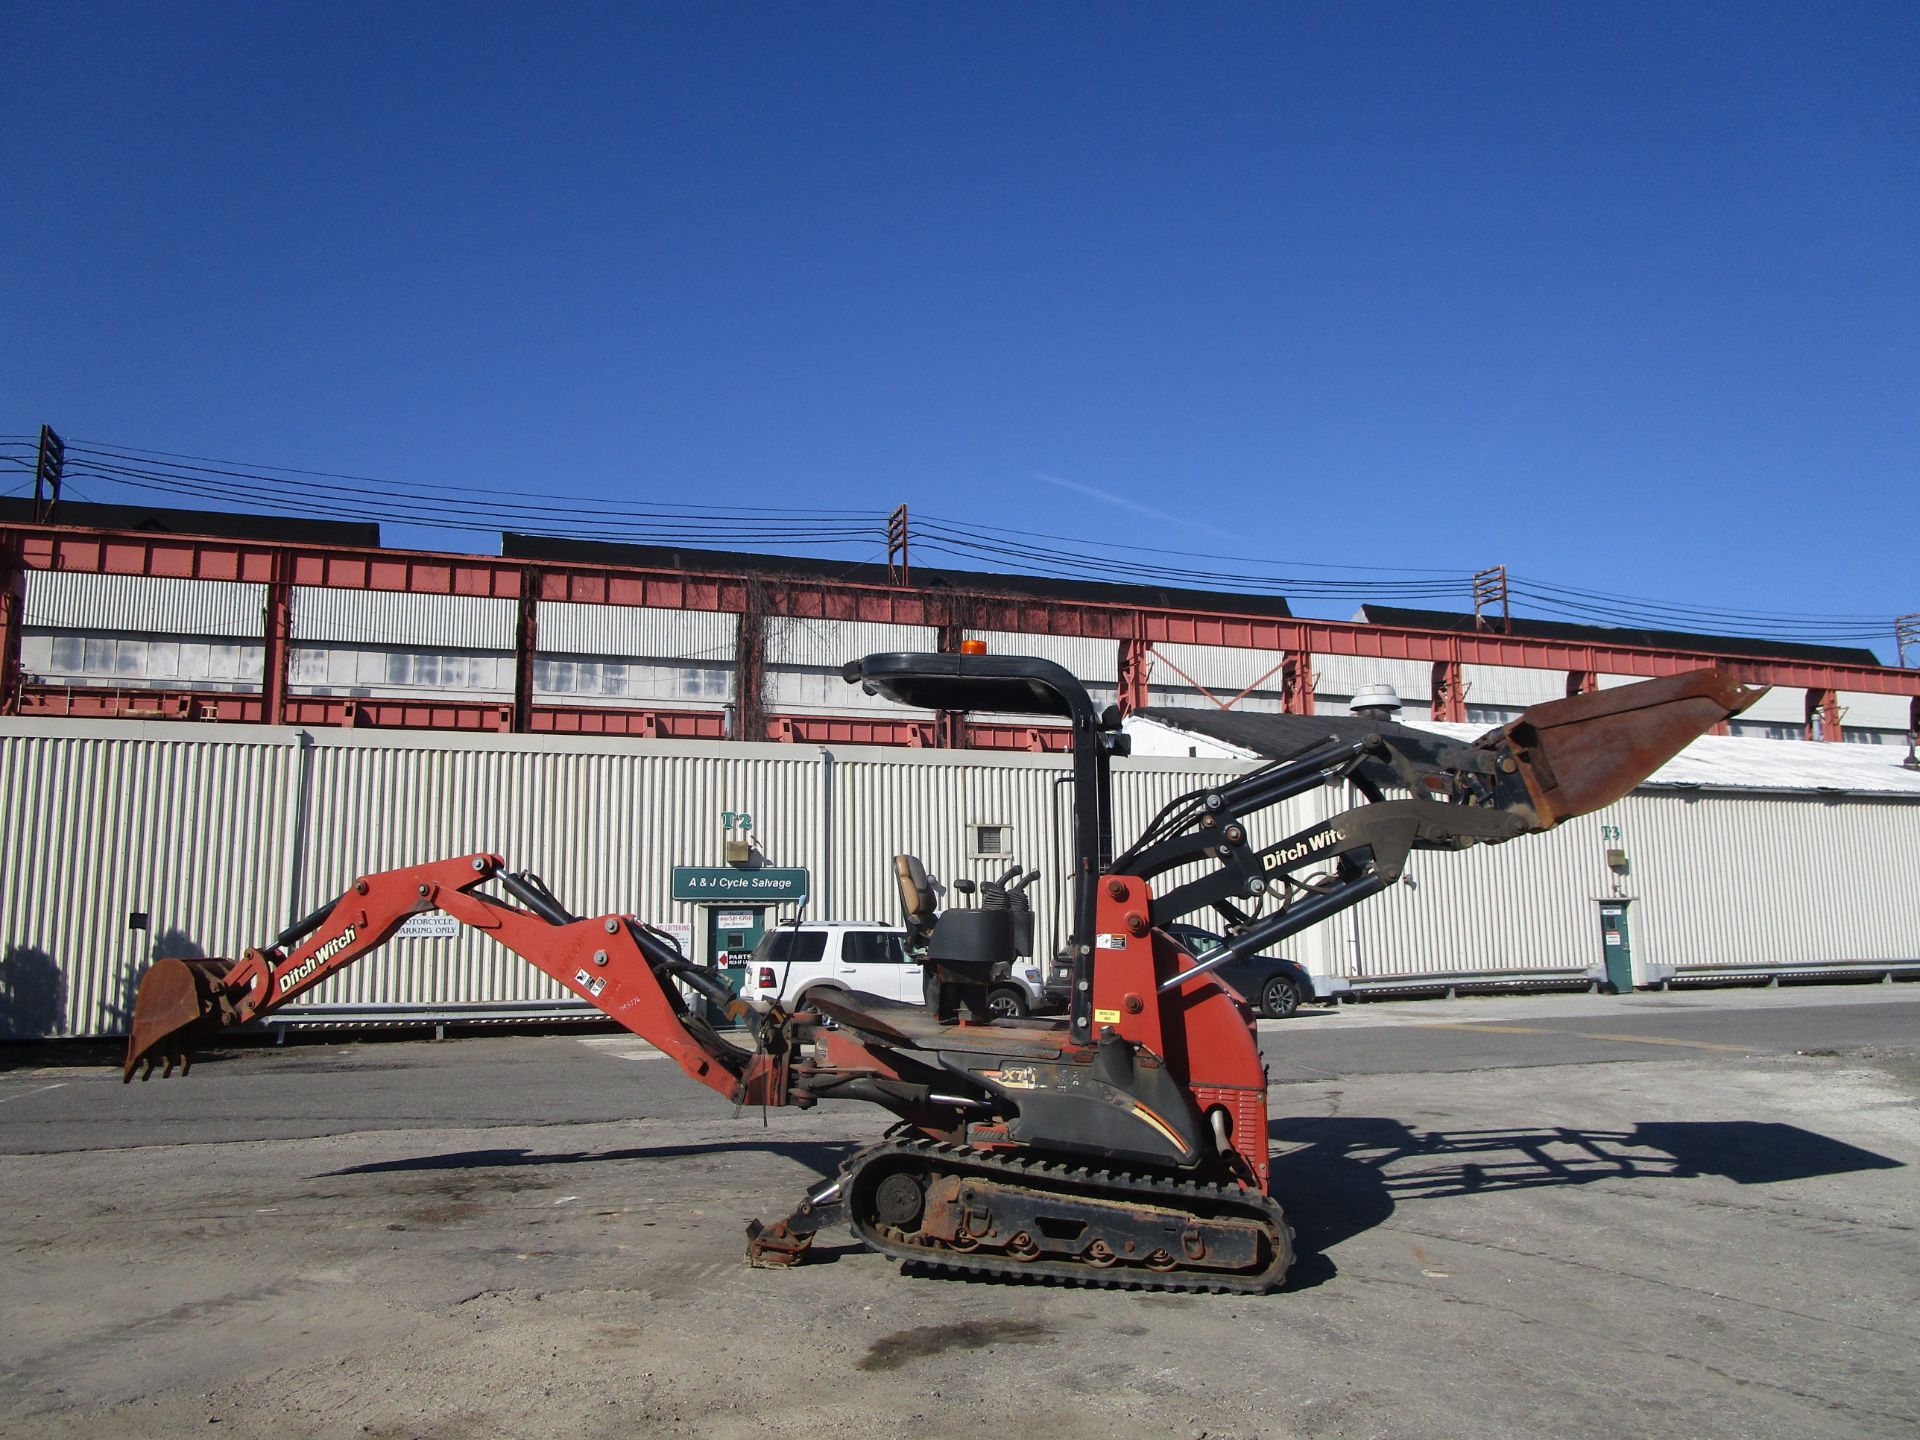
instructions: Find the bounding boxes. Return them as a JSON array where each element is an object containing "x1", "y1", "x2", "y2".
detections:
[
  {"x1": 743, "y1": 922, "x2": 1046, "y2": 1018},
  {"x1": 744, "y1": 923, "x2": 925, "y2": 1011}
]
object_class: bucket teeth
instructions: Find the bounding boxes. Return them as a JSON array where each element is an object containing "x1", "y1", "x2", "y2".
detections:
[{"x1": 122, "y1": 957, "x2": 239, "y2": 1082}]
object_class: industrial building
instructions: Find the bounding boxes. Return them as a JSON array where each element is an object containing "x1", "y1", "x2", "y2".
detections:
[{"x1": 2, "y1": 502, "x2": 1916, "y2": 1040}]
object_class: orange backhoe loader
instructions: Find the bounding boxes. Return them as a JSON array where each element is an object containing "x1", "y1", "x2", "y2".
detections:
[{"x1": 124, "y1": 652, "x2": 1760, "y2": 1292}]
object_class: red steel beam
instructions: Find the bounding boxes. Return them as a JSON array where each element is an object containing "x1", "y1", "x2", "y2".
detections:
[
  {"x1": 5, "y1": 521, "x2": 1918, "y2": 703},
  {"x1": 261, "y1": 551, "x2": 292, "y2": 726},
  {"x1": 0, "y1": 535, "x2": 23, "y2": 715},
  {"x1": 11, "y1": 684, "x2": 1081, "y2": 752},
  {"x1": 18, "y1": 688, "x2": 265, "y2": 723},
  {"x1": 512, "y1": 567, "x2": 539, "y2": 734},
  {"x1": 532, "y1": 705, "x2": 726, "y2": 740}
]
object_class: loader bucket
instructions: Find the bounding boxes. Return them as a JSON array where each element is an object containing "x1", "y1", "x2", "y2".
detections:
[
  {"x1": 1482, "y1": 668, "x2": 1765, "y2": 831},
  {"x1": 122, "y1": 957, "x2": 241, "y2": 1082}
]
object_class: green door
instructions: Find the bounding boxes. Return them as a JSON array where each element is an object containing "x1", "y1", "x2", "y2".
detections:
[
  {"x1": 704, "y1": 907, "x2": 767, "y2": 1027},
  {"x1": 1598, "y1": 903, "x2": 1633, "y2": 992}
]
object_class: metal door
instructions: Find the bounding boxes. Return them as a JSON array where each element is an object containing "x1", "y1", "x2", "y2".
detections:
[
  {"x1": 705, "y1": 908, "x2": 766, "y2": 1022},
  {"x1": 840, "y1": 929, "x2": 919, "y2": 1002},
  {"x1": 1598, "y1": 902, "x2": 1633, "y2": 992}
]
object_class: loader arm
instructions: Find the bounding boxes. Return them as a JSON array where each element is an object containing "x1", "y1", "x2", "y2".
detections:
[
  {"x1": 845, "y1": 654, "x2": 1764, "y2": 1041},
  {"x1": 124, "y1": 852, "x2": 797, "y2": 1109}
]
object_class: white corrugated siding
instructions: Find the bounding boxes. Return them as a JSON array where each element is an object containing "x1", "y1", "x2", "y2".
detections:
[
  {"x1": 536, "y1": 602, "x2": 736, "y2": 661},
  {"x1": 974, "y1": 631, "x2": 1116, "y2": 684},
  {"x1": 1462, "y1": 662, "x2": 1569, "y2": 707},
  {"x1": 1839, "y1": 691, "x2": 1914, "y2": 731},
  {"x1": 6, "y1": 717, "x2": 1916, "y2": 1037},
  {"x1": 287, "y1": 733, "x2": 824, "y2": 1010},
  {"x1": 1610, "y1": 790, "x2": 1920, "y2": 973},
  {"x1": 1149, "y1": 642, "x2": 1288, "y2": 693},
  {"x1": 1349, "y1": 795, "x2": 1606, "y2": 978},
  {"x1": 1312, "y1": 654, "x2": 1433, "y2": 701},
  {"x1": 25, "y1": 571, "x2": 266, "y2": 638},
  {"x1": 293, "y1": 589, "x2": 516, "y2": 649},
  {"x1": 1347, "y1": 787, "x2": 1920, "y2": 981},
  {"x1": 0, "y1": 726, "x2": 295, "y2": 1038},
  {"x1": 764, "y1": 618, "x2": 937, "y2": 668}
]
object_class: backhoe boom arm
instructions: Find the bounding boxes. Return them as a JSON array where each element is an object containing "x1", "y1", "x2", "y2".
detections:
[{"x1": 124, "y1": 853, "x2": 796, "y2": 1110}]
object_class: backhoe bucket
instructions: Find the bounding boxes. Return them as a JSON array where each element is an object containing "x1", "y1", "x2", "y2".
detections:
[
  {"x1": 1483, "y1": 668, "x2": 1765, "y2": 831},
  {"x1": 123, "y1": 957, "x2": 241, "y2": 1082}
]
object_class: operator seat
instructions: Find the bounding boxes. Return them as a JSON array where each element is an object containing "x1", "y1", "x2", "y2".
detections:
[
  {"x1": 894, "y1": 854, "x2": 936, "y2": 946},
  {"x1": 893, "y1": 853, "x2": 997, "y2": 1025}
]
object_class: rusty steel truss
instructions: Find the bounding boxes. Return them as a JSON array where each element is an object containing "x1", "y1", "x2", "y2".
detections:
[{"x1": 2, "y1": 520, "x2": 1916, "y2": 745}]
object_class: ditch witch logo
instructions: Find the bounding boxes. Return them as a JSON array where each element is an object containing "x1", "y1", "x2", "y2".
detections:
[
  {"x1": 1271, "y1": 827, "x2": 1345, "y2": 868},
  {"x1": 278, "y1": 926, "x2": 358, "y2": 993}
]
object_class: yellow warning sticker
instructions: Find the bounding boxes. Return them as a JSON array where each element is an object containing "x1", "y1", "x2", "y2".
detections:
[{"x1": 1094, "y1": 1008, "x2": 1123, "y2": 1024}]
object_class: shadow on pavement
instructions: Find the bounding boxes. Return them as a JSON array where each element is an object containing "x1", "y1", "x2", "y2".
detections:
[
  {"x1": 322, "y1": 1138, "x2": 855, "y2": 1183},
  {"x1": 314, "y1": 1119, "x2": 1899, "y2": 1293},
  {"x1": 1269, "y1": 1115, "x2": 1902, "y2": 1292}
]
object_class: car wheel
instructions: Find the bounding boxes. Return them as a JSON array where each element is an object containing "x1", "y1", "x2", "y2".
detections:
[
  {"x1": 1259, "y1": 976, "x2": 1301, "y2": 1019},
  {"x1": 798, "y1": 986, "x2": 848, "y2": 1027},
  {"x1": 987, "y1": 986, "x2": 1030, "y2": 1020}
]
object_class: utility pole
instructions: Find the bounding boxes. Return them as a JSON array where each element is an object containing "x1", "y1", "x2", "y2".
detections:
[
  {"x1": 33, "y1": 425, "x2": 64, "y2": 523},
  {"x1": 1896, "y1": 613, "x2": 1919, "y2": 668},
  {"x1": 1472, "y1": 566, "x2": 1509, "y2": 631},
  {"x1": 886, "y1": 504, "x2": 910, "y2": 585}
]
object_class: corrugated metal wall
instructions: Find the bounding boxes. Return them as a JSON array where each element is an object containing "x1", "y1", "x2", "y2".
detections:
[
  {"x1": 764, "y1": 618, "x2": 937, "y2": 668},
  {"x1": 293, "y1": 589, "x2": 517, "y2": 649},
  {"x1": 762, "y1": 618, "x2": 941, "y2": 714},
  {"x1": 1463, "y1": 662, "x2": 1567, "y2": 708},
  {"x1": 1610, "y1": 789, "x2": 1920, "y2": 973},
  {"x1": 974, "y1": 631, "x2": 1116, "y2": 683},
  {"x1": 1313, "y1": 653, "x2": 1432, "y2": 701},
  {"x1": 1150, "y1": 642, "x2": 1287, "y2": 693},
  {"x1": 25, "y1": 571, "x2": 267, "y2": 637},
  {"x1": 1350, "y1": 787, "x2": 1920, "y2": 981},
  {"x1": 1839, "y1": 690, "x2": 1913, "y2": 731},
  {"x1": 0, "y1": 724, "x2": 295, "y2": 1039},
  {"x1": 288, "y1": 733, "x2": 825, "y2": 1011},
  {"x1": 4, "y1": 717, "x2": 1915, "y2": 1038},
  {"x1": 537, "y1": 603, "x2": 736, "y2": 662}
]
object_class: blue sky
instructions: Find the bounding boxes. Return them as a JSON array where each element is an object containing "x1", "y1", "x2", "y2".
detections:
[{"x1": 4, "y1": 3, "x2": 1914, "y2": 655}]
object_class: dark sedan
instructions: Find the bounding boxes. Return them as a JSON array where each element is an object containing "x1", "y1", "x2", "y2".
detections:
[
  {"x1": 1042, "y1": 923, "x2": 1319, "y2": 1020},
  {"x1": 1163, "y1": 922, "x2": 1317, "y2": 1019}
]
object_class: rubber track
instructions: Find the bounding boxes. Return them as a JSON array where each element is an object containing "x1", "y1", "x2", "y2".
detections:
[{"x1": 841, "y1": 1132, "x2": 1294, "y2": 1294}]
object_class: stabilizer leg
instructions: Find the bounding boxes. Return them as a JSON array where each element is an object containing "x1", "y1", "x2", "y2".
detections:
[{"x1": 745, "y1": 1176, "x2": 845, "y2": 1268}]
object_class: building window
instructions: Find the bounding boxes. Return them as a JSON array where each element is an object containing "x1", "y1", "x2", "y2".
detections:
[
  {"x1": 288, "y1": 644, "x2": 509, "y2": 697},
  {"x1": 22, "y1": 630, "x2": 262, "y2": 691},
  {"x1": 531, "y1": 655, "x2": 730, "y2": 703},
  {"x1": 969, "y1": 823, "x2": 1010, "y2": 859}
]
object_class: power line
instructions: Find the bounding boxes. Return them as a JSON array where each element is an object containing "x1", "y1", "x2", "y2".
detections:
[
  {"x1": 917, "y1": 510, "x2": 1468, "y2": 577},
  {"x1": 69, "y1": 440, "x2": 874, "y2": 517},
  {"x1": 1512, "y1": 574, "x2": 1889, "y2": 626},
  {"x1": 2, "y1": 427, "x2": 1904, "y2": 651}
]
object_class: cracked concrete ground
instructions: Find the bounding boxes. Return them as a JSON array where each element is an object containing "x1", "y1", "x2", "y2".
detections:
[{"x1": 2, "y1": 991, "x2": 1916, "y2": 1439}]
